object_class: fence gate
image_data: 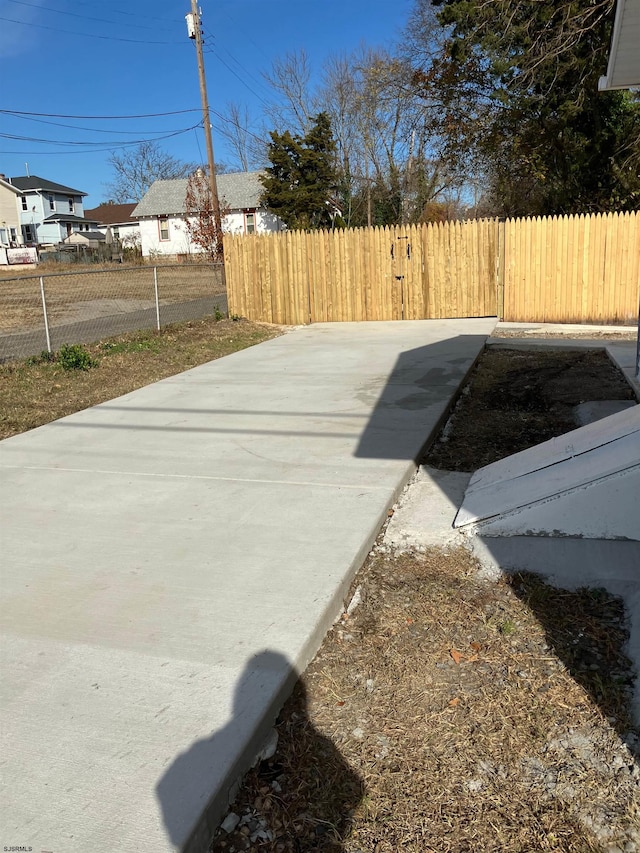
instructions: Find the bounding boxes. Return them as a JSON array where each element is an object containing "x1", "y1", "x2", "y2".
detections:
[{"x1": 224, "y1": 219, "x2": 500, "y2": 324}]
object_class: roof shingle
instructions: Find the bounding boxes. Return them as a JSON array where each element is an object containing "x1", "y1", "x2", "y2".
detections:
[
  {"x1": 132, "y1": 171, "x2": 265, "y2": 217},
  {"x1": 9, "y1": 175, "x2": 87, "y2": 196},
  {"x1": 84, "y1": 203, "x2": 138, "y2": 225}
]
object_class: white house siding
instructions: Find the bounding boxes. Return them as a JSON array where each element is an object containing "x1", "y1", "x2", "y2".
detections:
[
  {"x1": 110, "y1": 222, "x2": 140, "y2": 246},
  {"x1": 138, "y1": 215, "x2": 193, "y2": 257},
  {"x1": 138, "y1": 210, "x2": 282, "y2": 258},
  {"x1": 0, "y1": 184, "x2": 22, "y2": 247}
]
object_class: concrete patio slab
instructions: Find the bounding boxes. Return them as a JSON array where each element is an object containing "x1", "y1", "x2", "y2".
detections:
[{"x1": 0, "y1": 319, "x2": 495, "y2": 853}]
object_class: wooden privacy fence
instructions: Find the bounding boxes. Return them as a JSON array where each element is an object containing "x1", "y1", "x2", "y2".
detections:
[
  {"x1": 224, "y1": 219, "x2": 499, "y2": 324},
  {"x1": 224, "y1": 211, "x2": 639, "y2": 326},
  {"x1": 502, "y1": 211, "x2": 639, "y2": 325}
]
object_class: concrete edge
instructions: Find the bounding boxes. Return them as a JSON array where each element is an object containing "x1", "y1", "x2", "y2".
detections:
[
  {"x1": 606, "y1": 345, "x2": 640, "y2": 402},
  {"x1": 185, "y1": 463, "x2": 420, "y2": 852},
  {"x1": 184, "y1": 334, "x2": 496, "y2": 849},
  {"x1": 415, "y1": 341, "x2": 489, "y2": 463}
]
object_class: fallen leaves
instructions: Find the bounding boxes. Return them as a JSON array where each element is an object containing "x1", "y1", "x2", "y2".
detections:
[{"x1": 450, "y1": 644, "x2": 481, "y2": 665}]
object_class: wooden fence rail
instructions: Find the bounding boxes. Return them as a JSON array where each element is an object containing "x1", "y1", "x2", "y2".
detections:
[{"x1": 224, "y1": 211, "x2": 639, "y2": 326}]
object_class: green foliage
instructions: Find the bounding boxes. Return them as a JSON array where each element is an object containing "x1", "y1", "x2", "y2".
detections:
[
  {"x1": 58, "y1": 344, "x2": 98, "y2": 371},
  {"x1": 213, "y1": 305, "x2": 225, "y2": 321},
  {"x1": 421, "y1": 0, "x2": 640, "y2": 215},
  {"x1": 260, "y1": 112, "x2": 339, "y2": 229},
  {"x1": 499, "y1": 619, "x2": 517, "y2": 637},
  {"x1": 26, "y1": 350, "x2": 55, "y2": 366}
]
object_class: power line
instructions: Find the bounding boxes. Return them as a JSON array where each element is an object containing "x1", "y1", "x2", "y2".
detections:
[
  {"x1": 0, "y1": 123, "x2": 201, "y2": 149},
  {"x1": 202, "y1": 26, "x2": 272, "y2": 102},
  {"x1": 208, "y1": 107, "x2": 268, "y2": 146},
  {"x1": 0, "y1": 14, "x2": 183, "y2": 44},
  {"x1": 203, "y1": 44, "x2": 270, "y2": 107},
  {"x1": 0, "y1": 108, "x2": 201, "y2": 120},
  {"x1": 42, "y1": 0, "x2": 184, "y2": 27},
  {"x1": 7, "y1": 113, "x2": 195, "y2": 136},
  {"x1": 4, "y1": 0, "x2": 175, "y2": 33},
  {"x1": 214, "y1": 8, "x2": 273, "y2": 66}
]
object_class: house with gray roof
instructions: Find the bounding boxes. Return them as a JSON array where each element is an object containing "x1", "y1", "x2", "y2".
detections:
[
  {"x1": 8, "y1": 175, "x2": 98, "y2": 245},
  {"x1": 132, "y1": 171, "x2": 283, "y2": 258}
]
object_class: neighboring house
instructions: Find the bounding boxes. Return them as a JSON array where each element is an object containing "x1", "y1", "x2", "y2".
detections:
[
  {"x1": 84, "y1": 202, "x2": 140, "y2": 247},
  {"x1": 8, "y1": 175, "x2": 98, "y2": 245},
  {"x1": 0, "y1": 174, "x2": 23, "y2": 248},
  {"x1": 132, "y1": 171, "x2": 283, "y2": 258},
  {"x1": 62, "y1": 230, "x2": 108, "y2": 248}
]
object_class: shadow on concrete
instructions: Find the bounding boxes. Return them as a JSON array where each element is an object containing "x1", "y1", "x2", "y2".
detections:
[
  {"x1": 157, "y1": 650, "x2": 363, "y2": 853},
  {"x1": 354, "y1": 334, "x2": 487, "y2": 463},
  {"x1": 42, "y1": 335, "x2": 488, "y2": 471}
]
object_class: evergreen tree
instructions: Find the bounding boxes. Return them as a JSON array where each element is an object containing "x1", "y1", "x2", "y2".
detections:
[
  {"x1": 410, "y1": 0, "x2": 640, "y2": 215},
  {"x1": 260, "y1": 113, "x2": 339, "y2": 229}
]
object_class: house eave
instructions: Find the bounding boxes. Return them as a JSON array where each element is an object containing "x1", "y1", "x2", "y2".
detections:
[{"x1": 598, "y1": 0, "x2": 640, "y2": 90}]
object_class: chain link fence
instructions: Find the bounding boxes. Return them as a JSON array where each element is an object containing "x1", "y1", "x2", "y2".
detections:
[{"x1": 0, "y1": 263, "x2": 227, "y2": 363}]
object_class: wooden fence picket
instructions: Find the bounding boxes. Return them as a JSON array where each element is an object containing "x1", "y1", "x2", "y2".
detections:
[{"x1": 223, "y1": 211, "x2": 638, "y2": 326}]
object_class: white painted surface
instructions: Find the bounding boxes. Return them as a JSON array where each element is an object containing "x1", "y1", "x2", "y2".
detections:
[
  {"x1": 0, "y1": 181, "x2": 22, "y2": 246},
  {"x1": 599, "y1": 0, "x2": 640, "y2": 89},
  {"x1": 138, "y1": 210, "x2": 282, "y2": 257},
  {"x1": 455, "y1": 407, "x2": 640, "y2": 539}
]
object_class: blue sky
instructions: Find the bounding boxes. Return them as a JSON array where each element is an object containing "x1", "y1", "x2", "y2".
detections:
[{"x1": 0, "y1": 0, "x2": 413, "y2": 205}]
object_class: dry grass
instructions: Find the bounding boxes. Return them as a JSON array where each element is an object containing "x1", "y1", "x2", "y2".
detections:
[
  {"x1": 213, "y1": 548, "x2": 639, "y2": 853},
  {"x1": 0, "y1": 264, "x2": 225, "y2": 331},
  {"x1": 0, "y1": 316, "x2": 279, "y2": 440}
]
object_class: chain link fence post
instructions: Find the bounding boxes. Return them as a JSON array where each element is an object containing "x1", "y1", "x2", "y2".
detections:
[
  {"x1": 153, "y1": 267, "x2": 161, "y2": 331},
  {"x1": 39, "y1": 275, "x2": 52, "y2": 354}
]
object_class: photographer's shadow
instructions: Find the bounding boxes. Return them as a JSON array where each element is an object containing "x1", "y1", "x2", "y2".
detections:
[{"x1": 157, "y1": 650, "x2": 363, "y2": 852}]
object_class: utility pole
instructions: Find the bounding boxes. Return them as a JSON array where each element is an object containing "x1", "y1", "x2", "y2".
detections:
[{"x1": 186, "y1": 2, "x2": 223, "y2": 257}]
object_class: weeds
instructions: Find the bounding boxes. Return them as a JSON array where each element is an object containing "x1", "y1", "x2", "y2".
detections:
[{"x1": 57, "y1": 344, "x2": 98, "y2": 371}]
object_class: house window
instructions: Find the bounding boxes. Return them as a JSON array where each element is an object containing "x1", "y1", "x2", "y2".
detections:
[
  {"x1": 158, "y1": 216, "x2": 170, "y2": 241},
  {"x1": 23, "y1": 224, "x2": 34, "y2": 242},
  {"x1": 10, "y1": 227, "x2": 17, "y2": 243},
  {"x1": 68, "y1": 197, "x2": 74, "y2": 213},
  {"x1": 112, "y1": 226, "x2": 120, "y2": 239},
  {"x1": 48, "y1": 195, "x2": 55, "y2": 211},
  {"x1": 245, "y1": 212, "x2": 256, "y2": 235},
  {"x1": 21, "y1": 196, "x2": 27, "y2": 211}
]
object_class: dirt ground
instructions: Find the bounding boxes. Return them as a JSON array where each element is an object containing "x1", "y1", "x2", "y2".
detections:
[
  {"x1": 211, "y1": 345, "x2": 639, "y2": 853},
  {"x1": 0, "y1": 263, "x2": 225, "y2": 332},
  {"x1": 425, "y1": 347, "x2": 636, "y2": 471}
]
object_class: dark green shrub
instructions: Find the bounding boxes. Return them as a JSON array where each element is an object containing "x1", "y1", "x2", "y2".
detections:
[{"x1": 58, "y1": 344, "x2": 98, "y2": 371}]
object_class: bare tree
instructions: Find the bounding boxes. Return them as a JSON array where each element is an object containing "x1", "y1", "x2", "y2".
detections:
[
  {"x1": 184, "y1": 169, "x2": 229, "y2": 261},
  {"x1": 105, "y1": 141, "x2": 198, "y2": 203},
  {"x1": 263, "y1": 49, "x2": 318, "y2": 137},
  {"x1": 217, "y1": 101, "x2": 266, "y2": 172}
]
